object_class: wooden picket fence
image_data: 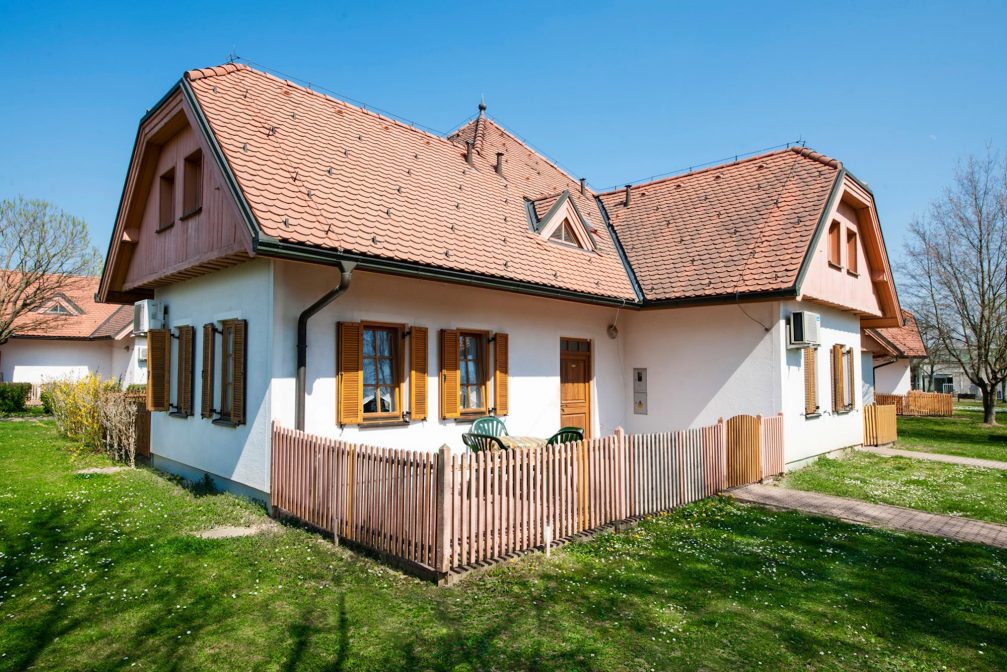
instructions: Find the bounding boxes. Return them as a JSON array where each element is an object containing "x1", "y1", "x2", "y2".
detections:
[
  {"x1": 271, "y1": 417, "x2": 775, "y2": 582},
  {"x1": 874, "y1": 391, "x2": 952, "y2": 417},
  {"x1": 863, "y1": 404, "x2": 898, "y2": 445}
]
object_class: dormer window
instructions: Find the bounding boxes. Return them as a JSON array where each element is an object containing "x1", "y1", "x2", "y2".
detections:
[
  {"x1": 549, "y1": 218, "x2": 579, "y2": 246},
  {"x1": 44, "y1": 302, "x2": 71, "y2": 315},
  {"x1": 531, "y1": 191, "x2": 595, "y2": 252}
]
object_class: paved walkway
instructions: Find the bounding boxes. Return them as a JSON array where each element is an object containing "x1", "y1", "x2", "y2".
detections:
[
  {"x1": 731, "y1": 484, "x2": 1007, "y2": 548},
  {"x1": 857, "y1": 445, "x2": 1007, "y2": 471}
]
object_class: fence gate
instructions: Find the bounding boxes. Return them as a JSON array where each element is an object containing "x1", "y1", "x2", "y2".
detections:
[{"x1": 726, "y1": 414, "x2": 761, "y2": 488}]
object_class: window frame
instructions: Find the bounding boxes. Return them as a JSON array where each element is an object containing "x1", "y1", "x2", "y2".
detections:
[
  {"x1": 842, "y1": 346, "x2": 855, "y2": 410},
  {"x1": 827, "y1": 221, "x2": 842, "y2": 269},
  {"x1": 182, "y1": 149, "x2": 203, "y2": 219},
  {"x1": 457, "y1": 329, "x2": 490, "y2": 416},
  {"x1": 158, "y1": 167, "x2": 176, "y2": 232},
  {"x1": 846, "y1": 229, "x2": 859, "y2": 276},
  {"x1": 360, "y1": 321, "x2": 405, "y2": 423}
]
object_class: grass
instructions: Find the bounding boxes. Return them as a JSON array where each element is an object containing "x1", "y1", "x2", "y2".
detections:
[
  {"x1": 2, "y1": 422, "x2": 1007, "y2": 670},
  {"x1": 783, "y1": 451, "x2": 1007, "y2": 524},
  {"x1": 897, "y1": 404, "x2": 1007, "y2": 462}
]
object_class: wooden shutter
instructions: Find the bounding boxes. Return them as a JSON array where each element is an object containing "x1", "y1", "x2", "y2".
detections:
[
  {"x1": 337, "y1": 322, "x2": 363, "y2": 425},
  {"x1": 846, "y1": 347, "x2": 856, "y2": 409},
  {"x1": 176, "y1": 326, "x2": 195, "y2": 416},
  {"x1": 803, "y1": 346, "x2": 818, "y2": 416},
  {"x1": 409, "y1": 326, "x2": 428, "y2": 421},
  {"x1": 231, "y1": 320, "x2": 247, "y2": 425},
  {"x1": 493, "y1": 332, "x2": 509, "y2": 416},
  {"x1": 832, "y1": 344, "x2": 844, "y2": 413},
  {"x1": 146, "y1": 329, "x2": 171, "y2": 412},
  {"x1": 439, "y1": 329, "x2": 460, "y2": 419},
  {"x1": 201, "y1": 323, "x2": 215, "y2": 418}
]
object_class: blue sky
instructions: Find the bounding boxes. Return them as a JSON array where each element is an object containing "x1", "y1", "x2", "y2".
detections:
[{"x1": 1, "y1": 0, "x2": 1004, "y2": 276}]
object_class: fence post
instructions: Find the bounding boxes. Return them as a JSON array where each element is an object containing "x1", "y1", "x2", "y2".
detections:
[
  {"x1": 614, "y1": 426, "x2": 626, "y2": 519},
  {"x1": 717, "y1": 417, "x2": 727, "y2": 491},
  {"x1": 435, "y1": 444, "x2": 451, "y2": 574}
]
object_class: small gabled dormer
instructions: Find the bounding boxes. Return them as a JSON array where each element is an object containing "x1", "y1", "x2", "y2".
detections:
[
  {"x1": 527, "y1": 191, "x2": 595, "y2": 252},
  {"x1": 37, "y1": 294, "x2": 82, "y2": 317}
]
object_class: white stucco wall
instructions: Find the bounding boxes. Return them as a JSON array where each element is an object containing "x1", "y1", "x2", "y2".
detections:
[
  {"x1": 149, "y1": 260, "x2": 273, "y2": 497},
  {"x1": 271, "y1": 263, "x2": 629, "y2": 453},
  {"x1": 0, "y1": 339, "x2": 115, "y2": 384},
  {"x1": 874, "y1": 358, "x2": 911, "y2": 395},
  {"x1": 619, "y1": 302, "x2": 783, "y2": 433},
  {"x1": 780, "y1": 301, "x2": 864, "y2": 466}
]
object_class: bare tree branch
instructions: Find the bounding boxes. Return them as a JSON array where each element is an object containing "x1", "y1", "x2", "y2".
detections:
[{"x1": 0, "y1": 197, "x2": 101, "y2": 344}]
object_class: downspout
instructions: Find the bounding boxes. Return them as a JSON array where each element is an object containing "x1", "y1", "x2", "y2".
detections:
[{"x1": 296, "y1": 261, "x2": 356, "y2": 430}]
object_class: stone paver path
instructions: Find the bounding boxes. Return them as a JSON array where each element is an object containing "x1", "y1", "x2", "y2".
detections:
[
  {"x1": 857, "y1": 445, "x2": 1007, "y2": 471},
  {"x1": 732, "y1": 483, "x2": 1007, "y2": 548}
]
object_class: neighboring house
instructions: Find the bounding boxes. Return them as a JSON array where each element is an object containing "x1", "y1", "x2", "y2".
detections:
[
  {"x1": 0, "y1": 276, "x2": 146, "y2": 389},
  {"x1": 97, "y1": 63, "x2": 902, "y2": 500},
  {"x1": 861, "y1": 310, "x2": 927, "y2": 401}
]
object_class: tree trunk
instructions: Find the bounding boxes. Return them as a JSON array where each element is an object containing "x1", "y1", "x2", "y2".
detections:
[{"x1": 982, "y1": 388, "x2": 997, "y2": 425}]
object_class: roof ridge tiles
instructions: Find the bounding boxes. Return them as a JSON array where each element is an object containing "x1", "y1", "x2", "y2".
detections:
[{"x1": 598, "y1": 146, "x2": 841, "y2": 197}]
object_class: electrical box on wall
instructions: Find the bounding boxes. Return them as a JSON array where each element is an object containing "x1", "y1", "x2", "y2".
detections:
[{"x1": 633, "y1": 367, "x2": 648, "y2": 415}]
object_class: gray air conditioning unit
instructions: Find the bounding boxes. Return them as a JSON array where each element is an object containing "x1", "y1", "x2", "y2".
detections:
[
  {"x1": 787, "y1": 311, "x2": 821, "y2": 348},
  {"x1": 133, "y1": 300, "x2": 164, "y2": 335}
]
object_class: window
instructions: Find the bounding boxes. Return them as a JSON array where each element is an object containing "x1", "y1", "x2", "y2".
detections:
[
  {"x1": 337, "y1": 322, "x2": 425, "y2": 425},
  {"x1": 158, "y1": 168, "x2": 175, "y2": 231},
  {"x1": 362, "y1": 325, "x2": 401, "y2": 417},
  {"x1": 846, "y1": 230, "x2": 859, "y2": 275},
  {"x1": 217, "y1": 319, "x2": 246, "y2": 425},
  {"x1": 201, "y1": 323, "x2": 216, "y2": 419},
  {"x1": 459, "y1": 331, "x2": 487, "y2": 412},
  {"x1": 439, "y1": 329, "x2": 509, "y2": 419},
  {"x1": 182, "y1": 150, "x2": 203, "y2": 217},
  {"x1": 804, "y1": 346, "x2": 819, "y2": 416},
  {"x1": 146, "y1": 328, "x2": 171, "y2": 412},
  {"x1": 172, "y1": 325, "x2": 195, "y2": 418},
  {"x1": 843, "y1": 347, "x2": 855, "y2": 409},
  {"x1": 549, "y1": 218, "x2": 579, "y2": 246},
  {"x1": 831, "y1": 344, "x2": 855, "y2": 413},
  {"x1": 828, "y1": 222, "x2": 841, "y2": 268},
  {"x1": 44, "y1": 302, "x2": 71, "y2": 315}
]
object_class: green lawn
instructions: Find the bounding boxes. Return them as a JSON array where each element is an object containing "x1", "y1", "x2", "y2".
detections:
[
  {"x1": 783, "y1": 451, "x2": 1007, "y2": 524},
  {"x1": 3, "y1": 421, "x2": 1007, "y2": 671},
  {"x1": 897, "y1": 404, "x2": 1007, "y2": 462}
]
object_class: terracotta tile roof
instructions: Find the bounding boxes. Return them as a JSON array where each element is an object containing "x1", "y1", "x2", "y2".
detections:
[
  {"x1": 599, "y1": 147, "x2": 841, "y2": 301},
  {"x1": 9, "y1": 276, "x2": 130, "y2": 339},
  {"x1": 186, "y1": 64, "x2": 637, "y2": 301},
  {"x1": 869, "y1": 310, "x2": 927, "y2": 358}
]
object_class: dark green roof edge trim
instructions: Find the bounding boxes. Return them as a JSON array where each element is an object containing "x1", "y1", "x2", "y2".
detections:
[
  {"x1": 256, "y1": 238, "x2": 640, "y2": 308},
  {"x1": 793, "y1": 168, "x2": 847, "y2": 294},
  {"x1": 180, "y1": 79, "x2": 261, "y2": 248},
  {"x1": 640, "y1": 287, "x2": 798, "y2": 310},
  {"x1": 594, "y1": 197, "x2": 645, "y2": 304}
]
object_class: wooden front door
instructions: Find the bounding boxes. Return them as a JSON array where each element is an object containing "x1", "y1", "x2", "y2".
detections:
[{"x1": 560, "y1": 338, "x2": 592, "y2": 438}]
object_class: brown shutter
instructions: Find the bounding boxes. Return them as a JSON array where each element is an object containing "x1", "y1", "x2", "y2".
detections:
[
  {"x1": 201, "y1": 323, "x2": 215, "y2": 418},
  {"x1": 231, "y1": 320, "x2": 247, "y2": 425},
  {"x1": 832, "y1": 344, "x2": 844, "y2": 413},
  {"x1": 409, "y1": 326, "x2": 428, "y2": 421},
  {"x1": 176, "y1": 326, "x2": 195, "y2": 416},
  {"x1": 337, "y1": 322, "x2": 363, "y2": 425},
  {"x1": 846, "y1": 347, "x2": 856, "y2": 409},
  {"x1": 804, "y1": 346, "x2": 818, "y2": 415},
  {"x1": 146, "y1": 329, "x2": 171, "y2": 412},
  {"x1": 494, "y1": 332, "x2": 509, "y2": 416},
  {"x1": 439, "y1": 329, "x2": 460, "y2": 419}
]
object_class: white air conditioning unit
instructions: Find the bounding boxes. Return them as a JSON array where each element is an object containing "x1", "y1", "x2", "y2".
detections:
[
  {"x1": 787, "y1": 311, "x2": 821, "y2": 348},
  {"x1": 133, "y1": 300, "x2": 163, "y2": 335},
  {"x1": 136, "y1": 345, "x2": 148, "y2": 361}
]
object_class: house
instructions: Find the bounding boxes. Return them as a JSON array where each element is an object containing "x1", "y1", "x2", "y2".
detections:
[
  {"x1": 0, "y1": 276, "x2": 145, "y2": 391},
  {"x1": 97, "y1": 63, "x2": 902, "y2": 500},
  {"x1": 862, "y1": 310, "x2": 927, "y2": 401}
]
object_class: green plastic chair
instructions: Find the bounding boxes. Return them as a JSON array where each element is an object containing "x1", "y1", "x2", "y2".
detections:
[
  {"x1": 462, "y1": 432, "x2": 507, "y2": 453},
  {"x1": 546, "y1": 426, "x2": 584, "y2": 446},
  {"x1": 471, "y1": 416, "x2": 508, "y2": 437}
]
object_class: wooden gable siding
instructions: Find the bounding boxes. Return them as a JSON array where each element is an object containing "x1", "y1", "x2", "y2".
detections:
[
  {"x1": 101, "y1": 90, "x2": 254, "y2": 303},
  {"x1": 799, "y1": 176, "x2": 900, "y2": 327}
]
